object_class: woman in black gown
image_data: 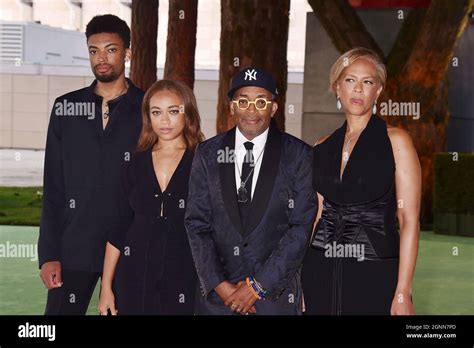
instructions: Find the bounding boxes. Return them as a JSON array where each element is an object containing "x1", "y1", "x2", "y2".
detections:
[
  {"x1": 98, "y1": 80, "x2": 204, "y2": 315},
  {"x1": 302, "y1": 48, "x2": 421, "y2": 315}
]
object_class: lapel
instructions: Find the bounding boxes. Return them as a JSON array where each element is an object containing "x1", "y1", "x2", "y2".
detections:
[
  {"x1": 244, "y1": 123, "x2": 282, "y2": 235},
  {"x1": 218, "y1": 127, "x2": 244, "y2": 235}
]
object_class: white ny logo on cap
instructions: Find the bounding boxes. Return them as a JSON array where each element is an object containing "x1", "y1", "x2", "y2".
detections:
[{"x1": 244, "y1": 69, "x2": 257, "y2": 81}]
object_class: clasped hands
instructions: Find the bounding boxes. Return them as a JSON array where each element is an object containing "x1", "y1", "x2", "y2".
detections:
[{"x1": 215, "y1": 280, "x2": 258, "y2": 315}]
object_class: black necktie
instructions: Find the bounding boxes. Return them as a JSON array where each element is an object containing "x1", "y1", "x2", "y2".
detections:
[{"x1": 238, "y1": 141, "x2": 254, "y2": 225}]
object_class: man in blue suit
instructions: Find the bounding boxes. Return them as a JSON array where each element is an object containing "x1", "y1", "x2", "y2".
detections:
[{"x1": 185, "y1": 67, "x2": 317, "y2": 315}]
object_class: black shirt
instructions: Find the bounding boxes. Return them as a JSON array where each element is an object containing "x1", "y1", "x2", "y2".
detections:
[{"x1": 38, "y1": 78, "x2": 145, "y2": 272}]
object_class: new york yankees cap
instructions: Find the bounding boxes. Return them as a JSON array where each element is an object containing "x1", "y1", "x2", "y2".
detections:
[{"x1": 227, "y1": 67, "x2": 278, "y2": 99}]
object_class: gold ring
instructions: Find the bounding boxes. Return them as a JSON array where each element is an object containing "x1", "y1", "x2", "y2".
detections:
[{"x1": 231, "y1": 303, "x2": 237, "y2": 310}]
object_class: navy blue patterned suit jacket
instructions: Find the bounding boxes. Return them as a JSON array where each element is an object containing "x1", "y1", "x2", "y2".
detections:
[{"x1": 185, "y1": 123, "x2": 317, "y2": 315}]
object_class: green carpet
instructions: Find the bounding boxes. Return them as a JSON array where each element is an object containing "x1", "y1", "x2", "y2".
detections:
[{"x1": 0, "y1": 226, "x2": 472, "y2": 315}]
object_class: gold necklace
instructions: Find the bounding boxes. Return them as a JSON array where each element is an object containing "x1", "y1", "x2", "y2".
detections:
[
  {"x1": 342, "y1": 130, "x2": 362, "y2": 163},
  {"x1": 97, "y1": 81, "x2": 129, "y2": 119}
]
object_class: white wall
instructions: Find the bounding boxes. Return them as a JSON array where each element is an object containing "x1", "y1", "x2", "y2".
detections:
[
  {"x1": 0, "y1": 0, "x2": 309, "y2": 148},
  {"x1": 0, "y1": 65, "x2": 304, "y2": 149},
  {"x1": 0, "y1": 0, "x2": 311, "y2": 71}
]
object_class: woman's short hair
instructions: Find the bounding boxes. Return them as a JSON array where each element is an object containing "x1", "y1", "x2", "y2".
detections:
[
  {"x1": 329, "y1": 47, "x2": 386, "y2": 95},
  {"x1": 137, "y1": 80, "x2": 204, "y2": 152}
]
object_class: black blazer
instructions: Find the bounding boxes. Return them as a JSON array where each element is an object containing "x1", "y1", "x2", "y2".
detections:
[
  {"x1": 185, "y1": 123, "x2": 317, "y2": 314},
  {"x1": 38, "y1": 79, "x2": 144, "y2": 272}
]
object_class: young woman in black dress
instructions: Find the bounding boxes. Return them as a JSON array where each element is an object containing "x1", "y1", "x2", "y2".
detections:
[
  {"x1": 302, "y1": 48, "x2": 421, "y2": 315},
  {"x1": 98, "y1": 80, "x2": 204, "y2": 315}
]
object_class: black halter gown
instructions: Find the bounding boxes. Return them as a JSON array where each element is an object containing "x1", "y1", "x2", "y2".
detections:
[{"x1": 302, "y1": 115, "x2": 400, "y2": 315}]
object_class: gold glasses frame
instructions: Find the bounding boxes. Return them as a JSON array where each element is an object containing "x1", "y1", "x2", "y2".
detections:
[{"x1": 232, "y1": 97, "x2": 272, "y2": 111}]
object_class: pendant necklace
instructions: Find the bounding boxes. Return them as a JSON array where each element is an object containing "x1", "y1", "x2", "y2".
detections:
[{"x1": 236, "y1": 145, "x2": 265, "y2": 203}]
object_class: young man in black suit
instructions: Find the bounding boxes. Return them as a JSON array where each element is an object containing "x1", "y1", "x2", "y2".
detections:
[{"x1": 38, "y1": 14, "x2": 144, "y2": 315}]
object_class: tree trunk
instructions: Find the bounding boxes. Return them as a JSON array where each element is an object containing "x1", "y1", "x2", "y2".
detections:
[
  {"x1": 164, "y1": 0, "x2": 198, "y2": 90},
  {"x1": 382, "y1": 0, "x2": 472, "y2": 223},
  {"x1": 130, "y1": 0, "x2": 159, "y2": 91},
  {"x1": 384, "y1": 8, "x2": 426, "y2": 79},
  {"x1": 217, "y1": 0, "x2": 290, "y2": 133},
  {"x1": 307, "y1": 0, "x2": 384, "y2": 58},
  {"x1": 307, "y1": 0, "x2": 473, "y2": 224}
]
